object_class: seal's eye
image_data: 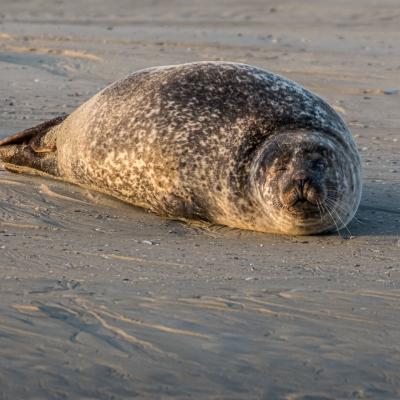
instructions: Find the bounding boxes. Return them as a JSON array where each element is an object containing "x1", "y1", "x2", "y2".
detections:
[
  {"x1": 273, "y1": 157, "x2": 291, "y2": 173},
  {"x1": 312, "y1": 158, "x2": 326, "y2": 169},
  {"x1": 275, "y1": 165, "x2": 287, "y2": 173}
]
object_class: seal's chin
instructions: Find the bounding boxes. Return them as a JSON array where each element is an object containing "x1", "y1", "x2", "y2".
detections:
[{"x1": 273, "y1": 194, "x2": 330, "y2": 235}]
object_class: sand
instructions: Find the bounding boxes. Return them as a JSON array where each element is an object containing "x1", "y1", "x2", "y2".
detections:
[{"x1": 0, "y1": 1, "x2": 399, "y2": 398}]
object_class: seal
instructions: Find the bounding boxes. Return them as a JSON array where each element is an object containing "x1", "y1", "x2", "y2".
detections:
[{"x1": 0, "y1": 62, "x2": 362, "y2": 235}]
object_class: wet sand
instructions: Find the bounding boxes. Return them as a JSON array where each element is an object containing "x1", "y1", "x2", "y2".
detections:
[{"x1": 0, "y1": 1, "x2": 399, "y2": 398}]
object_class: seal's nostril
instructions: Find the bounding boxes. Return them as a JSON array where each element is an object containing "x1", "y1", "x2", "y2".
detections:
[
  {"x1": 292, "y1": 172, "x2": 311, "y2": 201},
  {"x1": 297, "y1": 179, "x2": 307, "y2": 189}
]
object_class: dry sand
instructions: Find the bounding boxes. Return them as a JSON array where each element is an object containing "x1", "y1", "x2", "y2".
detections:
[{"x1": 0, "y1": 1, "x2": 399, "y2": 399}]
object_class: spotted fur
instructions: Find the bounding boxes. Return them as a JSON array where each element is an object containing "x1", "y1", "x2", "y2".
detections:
[{"x1": 1, "y1": 62, "x2": 362, "y2": 235}]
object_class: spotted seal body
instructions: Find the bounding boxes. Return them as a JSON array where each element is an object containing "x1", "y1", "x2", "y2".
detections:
[{"x1": 0, "y1": 62, "x2": 362, "y2": 235}]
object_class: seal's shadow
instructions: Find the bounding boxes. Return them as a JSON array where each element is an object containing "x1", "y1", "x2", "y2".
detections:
[{"x1": 348, "y1": 182, "x2": 400, "y2": 236}]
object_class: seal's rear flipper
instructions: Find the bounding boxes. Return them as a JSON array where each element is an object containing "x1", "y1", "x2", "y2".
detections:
[{"x1": 0, "y1": 115, "x2": 68, "y2": 176}]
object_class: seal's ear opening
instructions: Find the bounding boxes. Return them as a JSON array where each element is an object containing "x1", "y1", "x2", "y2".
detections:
[{"x1": 0, "y1": 115, "x2": 67, "y2": 176}]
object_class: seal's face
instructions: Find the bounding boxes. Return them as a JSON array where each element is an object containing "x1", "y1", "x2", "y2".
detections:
[{"x1": 257, "y1": 132, "x2": 359, "y2": 235}]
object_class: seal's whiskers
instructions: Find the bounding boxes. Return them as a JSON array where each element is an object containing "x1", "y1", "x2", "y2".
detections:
[
  {"x1": 0, "y1": 61, "x2": 361, "y2": 235},
  {"x1": 320, "y1": 202, "x2": 342, "y2": 238}
]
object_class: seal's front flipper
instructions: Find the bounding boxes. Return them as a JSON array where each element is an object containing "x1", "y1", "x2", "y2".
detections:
[{"x1": 0, "y1": 115, "x2": 67, "y2": 176}]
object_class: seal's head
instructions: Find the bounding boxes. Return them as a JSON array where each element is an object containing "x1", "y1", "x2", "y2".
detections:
[{"x1": 254, "y1": 131, "x2": 361, "y2": 235}]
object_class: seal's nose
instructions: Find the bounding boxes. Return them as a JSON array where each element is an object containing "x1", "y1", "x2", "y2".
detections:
[{"x1": 293, "y1": 171, "x2": 310, "y2": 201}]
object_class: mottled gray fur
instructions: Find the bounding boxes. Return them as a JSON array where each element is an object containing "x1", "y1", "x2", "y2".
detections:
[{"x1": 0, "y1": 62, "x2": 362, "y2": 234}]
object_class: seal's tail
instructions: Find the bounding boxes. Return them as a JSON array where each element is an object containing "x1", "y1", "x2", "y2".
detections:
[{"x1": 0, "y1": 115, "x2": 67, "y2": 176}]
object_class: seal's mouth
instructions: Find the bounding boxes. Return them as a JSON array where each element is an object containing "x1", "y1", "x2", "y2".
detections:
[{"x1": 287, "y1": 199, "x2": 321, "y2": 218}]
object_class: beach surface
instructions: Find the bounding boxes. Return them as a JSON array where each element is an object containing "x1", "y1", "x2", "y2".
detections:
[{"x1": 0, "y1": 1, "x2": 399, "y2": 398}]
